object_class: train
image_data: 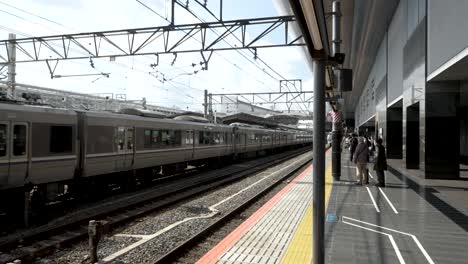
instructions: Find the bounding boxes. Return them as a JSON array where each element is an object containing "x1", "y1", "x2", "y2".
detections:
[{"x1": 0, "y1": 102, "x2": 312, "y2": 216}]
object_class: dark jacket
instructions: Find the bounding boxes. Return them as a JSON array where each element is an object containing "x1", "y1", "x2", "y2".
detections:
[
  {"x1": 350, "y1": 137, "x2": 358, "y2": 153},
  {"x1": 373, "y1": 144, "x2": 387, "y2": 171},
  {"x1": 353, "y1": 142, "x2": 369, "y2": 164}
]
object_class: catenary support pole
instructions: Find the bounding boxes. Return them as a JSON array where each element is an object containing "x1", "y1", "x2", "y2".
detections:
[
  {"x1": 313, "y1": 58, "x2": 326, "y2": 264},
  {"x1": 331, "y1": 0, "x2": 342, "y2": 181},
  {"x1": 7, "y1": 33, "x2": 16, "y2": 99},
  {"x1": 204, "y1": 89, "x2": 208, "y2": 118},
  {"x1": 208, "y1": 93, "x2": 213, "y2": 122}
]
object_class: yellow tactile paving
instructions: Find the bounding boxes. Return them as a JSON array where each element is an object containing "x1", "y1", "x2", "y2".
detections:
[{"x1": 280, "y1": 164, "x2": 333, "y2": 264}]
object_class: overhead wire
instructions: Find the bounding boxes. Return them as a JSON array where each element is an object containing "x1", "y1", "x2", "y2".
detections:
[
  {"x1": 0, "y1": 1, "x2": 265, "y2": 98},
  {"x1": 179, "y1": 1, "x2": 307, "y2": 96},
  {"x1": 0, "y1": 25, "x2": 180, "y2": 101},
  {"x1": 1, "y1": 1, "x2": 304, "y2": 111},
  {"x1": 134, "y1": 0, "x2": 276, "y2": 91},
  {"x1": 135, "y1": 0, "x2": 171, "y2": 23},
  {"x1": 173, "y1": 1, "x2": 308, "y2": 112},
  {"x1": 0, "y1": 5, "x2": 206, "y2": 104},
  {"x1": 176, "y1": 1, "x2": 280, "y2": 82},
  {"x1": 0, "y1": 1, "x2": 69, "y2": 28},
  {"x1": 0, "y1": 3, "x2": 180, "y2": 77}
]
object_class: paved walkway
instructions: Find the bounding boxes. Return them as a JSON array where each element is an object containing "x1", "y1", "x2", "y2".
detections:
[
  {"x1": 326, "y1": 153, "x2": 468, "y2": 264},
  {"x1": 197, "y1": 150, "x2": 468, "y2": 263}
]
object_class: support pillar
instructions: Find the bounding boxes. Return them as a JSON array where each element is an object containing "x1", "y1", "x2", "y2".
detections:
[
  {"x1": 7, "y1": 33, "x2": 16, "y2": 99},
  {"x1": 88, "y1": 220, "x2": 106, "y2": 263},
  {"x1": 204, "y1": 89, "x2": 208, "y2": 118},
  {"x1": 331, "y1": 0, "x2": 342, "y2": 181},
  {"x1": 208, "y1": 93, "x2": 213, "y2": 122},
  {"x1": 312, "y1": 59, "x2": 326, "y2": 264},
  {"x1": 332, "y1": 121, "x2": 342, "y2": 180}
]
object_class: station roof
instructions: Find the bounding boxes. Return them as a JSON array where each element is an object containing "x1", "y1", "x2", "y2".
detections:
[
  {"x1": 119, "y1": 108, "x2": 168, "y2": 118},
  {"x1": 266, "y1": 114, "x2": 300, "y2": 125},
  {"x1": 289, "y1": 0, "x2": 398, "y2": 118},
  {"x1": 323, "y1": 0, "x2": 397, "y2": 118},
  {"x1": 222, "y1": 112, "x2": 279, "y2": 128}
]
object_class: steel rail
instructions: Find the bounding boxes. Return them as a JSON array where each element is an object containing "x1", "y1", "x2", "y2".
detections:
[{"x1": 154, "y1": 152, "x2": 315, "y2": 263}]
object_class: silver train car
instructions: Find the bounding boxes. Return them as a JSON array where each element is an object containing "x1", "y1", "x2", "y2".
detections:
[{"x1": 0, "y1": 103, "x2": 312, "y2": 214}]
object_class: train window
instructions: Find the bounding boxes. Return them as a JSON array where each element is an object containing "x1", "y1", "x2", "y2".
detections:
[
  {"x1": 116, "y1": 127, "x2": 125, "y2": 151},
  {"x1": 185, "y1": 131, "x2": 193, "y2": 145},
  {"x1": 50, "y1": 126, "x2": 73, "y2": 153},
  {"x1": 254, "y1": 134, "x2": 262, "y2": 143},
  {"x1": 214, "y1": 133, "x2": 221, "y2": 144},
  {"x1": 198, "y1": 131, "x2": 204, "y2": 144},
  {"x1": 248, "y1": 133, "x2": 255, "y2": 144},
  {"x1": 199, "y1": 131, "x2": 220, "y2": 145},
  {"x1": 127, "y1": 128, "x2": 134, "y2": 150},
  {"x1": 13, "y1": 124, "x2": 27, "y2": 156},
  {"x1": 161, "y1": 130, "x2": 169, "y2": 145},
  {"x1": 144, "y1": 129, "x2": 181, "y2": 148},
  {"x1": 160, "y1": 130, "x2": 181, "y2": 146},
  {"x1": 170, "y1": 130, "x2": 181, "y2": 146},
  {"x1": 152, "y1": 130, "x2": 160, "y2": 144},
  {"x1": 235, "y1": 133, "x2": 240, "y2": 144},
  {"x1": 144, "y1": 129, "x2": 152, "y2": 148},
  {"x1": 199, "y1": 131, "x2": 209, "y2": 145},
  {"x1": 0, "y1": 124, "x2": 6, "y2": 157}
]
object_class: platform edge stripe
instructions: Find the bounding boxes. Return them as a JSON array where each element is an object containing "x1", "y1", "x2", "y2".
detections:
[
  {"x1": 195, "y1": 164, "x2": 313, "y2": 264},
  {"x1": 280, "y1": 163, "x2": 333, "y2": 264}
]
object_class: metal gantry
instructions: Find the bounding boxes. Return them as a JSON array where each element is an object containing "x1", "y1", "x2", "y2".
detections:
[
  {"x1": 210, "y1": 91, "x2": 313, "y2": 107},
  {"x1": 205, "y1": 85, "x2": 314, "y2": 117},
  {"x1": 0, "y1": 16, "x2": 304, "y2": 64}
]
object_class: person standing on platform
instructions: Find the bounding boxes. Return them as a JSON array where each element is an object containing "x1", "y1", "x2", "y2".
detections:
[
  {"x1": 350, "y1": 134, "x2": 358, "y2": 162},
  {"x1": 353, "y1": 137, "x2": 369, "y2": 185},
  {"x1": 373, "y1": 138, "x2": 387, "y2": 187}
]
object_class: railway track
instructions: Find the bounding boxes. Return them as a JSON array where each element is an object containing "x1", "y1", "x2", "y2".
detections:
[
  {"x1": 0, "y1": 147, "x2": 311, "y2": 264},
  {"x1": 154, "y1": 152, "x2": 312, "y2": 263}
]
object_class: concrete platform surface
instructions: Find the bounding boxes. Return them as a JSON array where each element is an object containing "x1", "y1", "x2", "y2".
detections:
[{"x1": 197, "y1": 150, "x2": 468, "y2": 264}]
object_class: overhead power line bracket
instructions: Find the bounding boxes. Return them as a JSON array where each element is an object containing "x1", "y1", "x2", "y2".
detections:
[{"x1": 0, "y1": 16, "x2": 305, "y2": 63}]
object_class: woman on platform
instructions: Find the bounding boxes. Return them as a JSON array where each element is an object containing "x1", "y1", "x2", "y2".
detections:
[
  {"x1": 373, "y1": 138, "x2": 387, "y2": 187},
  {"x1": 353, "y1": 137, "x2": 369, "y2": 185}
]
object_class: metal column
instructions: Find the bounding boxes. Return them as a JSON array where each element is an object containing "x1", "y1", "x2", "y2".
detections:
[
  {"x1": 204, "y1": 89, "x2": 208, "y2": 118},
  {"x1": 312, "y1": 58, "x2": 326, "y2": 264},
  {"x1": 331, "y1": 0, "x2": 342, "y2": 181},
  {"x1": 7, "y1": 33, "x2": 16, "y2": 99},
  {"x1": 208, "y1": 93, "x2": 213, "y2": 122}
]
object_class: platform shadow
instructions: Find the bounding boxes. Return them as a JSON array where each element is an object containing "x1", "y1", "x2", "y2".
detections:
[{"x1": 388, "y1": 166, "x2": 468, "y2": 232}]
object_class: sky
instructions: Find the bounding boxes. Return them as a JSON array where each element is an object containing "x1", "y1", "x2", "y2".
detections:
[{"x1": 0, "y1": 0, "x2": 314, "y2": 112}]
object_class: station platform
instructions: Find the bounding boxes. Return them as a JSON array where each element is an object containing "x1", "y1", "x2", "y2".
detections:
[{"x1": 196, "y1": 150, "x2": 468, "y2": 263}]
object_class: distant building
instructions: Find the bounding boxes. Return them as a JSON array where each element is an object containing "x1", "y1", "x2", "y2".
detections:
[{"x1": 219, "y1": 96, "x2": 282, "y2": 115}]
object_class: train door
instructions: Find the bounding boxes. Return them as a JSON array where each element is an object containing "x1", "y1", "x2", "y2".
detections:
[
  {"x1": 185, "y1": 130, "x2": 194, "y2": 160},
  {"x1": 115, "y1": 127, "x2": 126, "y2": 171},
  {"x1": 125, "y1": 127, "x2": 135, "y2": 169},
  {"x1": 233, "y1": 132, "x2": 238, "y2": 155},
  {"x1": 0, "y1": 122, "x2": 9, "y2": 187},
  {"x1": 9, "y1": 122, "x2": 28, "y2": 188},
  {"x1": 115, "y1": 126, "x2": 134, "y2": 171}
]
